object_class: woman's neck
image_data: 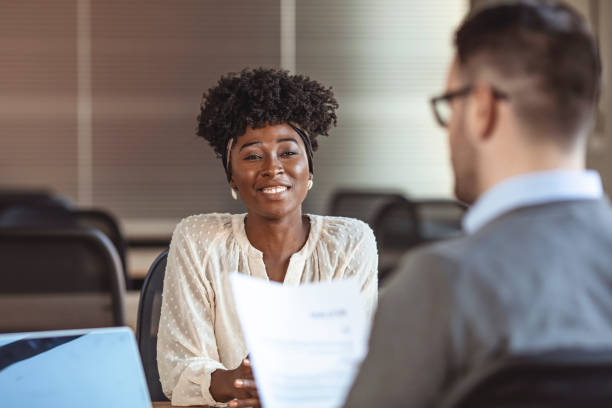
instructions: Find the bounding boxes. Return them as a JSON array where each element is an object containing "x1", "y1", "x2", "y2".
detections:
[
  {"x1": 244, "y1": 209, "x2": 310, "y2": 281},
  {"x1": 245, "y1": 209, "x2": 309, "y2": 257}
]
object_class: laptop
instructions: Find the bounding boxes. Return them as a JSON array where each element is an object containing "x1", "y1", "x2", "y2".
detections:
[{"x1": 0, "y1": 326, "x2": 151, "y2": 408}]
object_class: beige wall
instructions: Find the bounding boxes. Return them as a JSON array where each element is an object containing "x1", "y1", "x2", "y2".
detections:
[
  {"x1": 0, "y1": 1, "x2": 79, "y2": 199},
  {"x1": 296, "y1": 0, "x2": 467, "y2": 215}
]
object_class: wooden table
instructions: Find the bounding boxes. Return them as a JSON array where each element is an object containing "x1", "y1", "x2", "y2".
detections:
[
  {"x1": 125, "y1": 290, "x2": 141, "y2": 331},
  {"x1": 128, "y1": 247, "x2": 167, "y2": 279}
]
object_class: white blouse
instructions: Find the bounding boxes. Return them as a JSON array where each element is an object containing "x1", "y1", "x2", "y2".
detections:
[{"x1": 157, "y1": 213, "x2": 378, "y2": 406}]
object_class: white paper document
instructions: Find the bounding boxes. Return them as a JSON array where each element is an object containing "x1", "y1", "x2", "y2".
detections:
[{"x1": 229, "y1": 273, "x2": 369, "y2": 408}]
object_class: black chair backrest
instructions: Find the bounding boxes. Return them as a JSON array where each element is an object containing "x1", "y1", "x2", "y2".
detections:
[
  {"x1": 0, "y1": 190, "x2": 72, "y2": 213},
  {"x1": 0, "y1": 205, "x2": 130, "y2": 289},
  {"x1": 74, "y1": 209, "x2": 129, "y2": 287},
  {"x1": 414, "y1": 199, "x2": 467, "y2": 241},
  {"x1": 0, "y1": 227, "x2": 125, "y2": 332},
  {"x1": 136, "y1": 249, "x2": 169, "y2": 402},
  {"x1": 371, "y1": 198, "x2": 421, "y2": 282},
  {"x1": 373, "y1": 198, "x2": 421, "y2": 250},
  {"x1": 439, "y1": 349, "x2": 612, "y2": 408},
  {"x1": 0, "y1": 204, "x2": 78, "y2": 228},
  {"x1": 372, "y1": 199, "x2": 467, "y2": 282},
  {"x1": 328, "y1": 189, "x2": 407, "y2": 227}
]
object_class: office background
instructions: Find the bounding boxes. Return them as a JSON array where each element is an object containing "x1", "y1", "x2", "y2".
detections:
[{"x1": 1, "y1": 0, "x2": 610, "y2": 239}]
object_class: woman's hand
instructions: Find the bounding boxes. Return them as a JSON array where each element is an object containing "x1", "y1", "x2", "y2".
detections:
[{"x1": 210, "y1": 358, "x2": 260, "y2": 407}]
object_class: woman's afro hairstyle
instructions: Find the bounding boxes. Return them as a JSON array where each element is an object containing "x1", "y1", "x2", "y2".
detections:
[{"x1": 197, "y1": 67, "x2": 339, "y2": 159}]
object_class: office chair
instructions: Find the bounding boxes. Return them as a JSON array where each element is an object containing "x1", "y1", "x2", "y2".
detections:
[
  {"x1": 328, "y1": 189, "x2": 407, "y2": 227},
  {"x1": 414, "y1": 199, "x2": 467, "y2": 242},
  {"x1": 0, "y1": 204, "x2": 78, "y2": 228},
  {"x1": 371, "y1": 197, "x2": 421, "y2": 282},
  {"x1": 136, "y1": 249, "x2": 169, "y2": 401},
  {"x1": 0, "y1": 189, "x2": 72, "y2": 214},
  {"x1": 0, "y1": 204, "x2": 131, "y2": 289},
  {"x1": 74, "y1": 209, "x2": 129, "y2": 287},
  {"x1": 438, "y1": 349, "x2": 612, "y2": 408},
  {"x1": 0, "y1": 228, "x2": 125, "y2": 332},
  {"x1": 371, "y1": 198, "x2": 467, "y2": 281}
]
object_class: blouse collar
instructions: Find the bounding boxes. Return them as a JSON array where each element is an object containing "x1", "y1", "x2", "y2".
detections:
[{"x1": 231, "y1": 213, "x2": 323, "y2": 262}]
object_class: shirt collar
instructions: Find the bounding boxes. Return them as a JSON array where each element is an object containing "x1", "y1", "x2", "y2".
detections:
[{"x1": 463, "y1": 170, "x2": 603, "y2": 234}]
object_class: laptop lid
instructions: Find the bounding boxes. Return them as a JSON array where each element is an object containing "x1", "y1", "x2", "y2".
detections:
[{"x1": 0, "y1": 327, "x2": 151, "y2": 408}]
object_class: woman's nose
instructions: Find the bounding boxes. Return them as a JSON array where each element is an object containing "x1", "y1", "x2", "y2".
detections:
[{"x1": 261, "y1": 156, "x2": 283, "y2": 177}]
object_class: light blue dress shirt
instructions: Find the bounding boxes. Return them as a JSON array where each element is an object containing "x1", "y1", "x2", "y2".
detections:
[{"x1": 463, "y1": 169, "x2": 604, "y2": 234}]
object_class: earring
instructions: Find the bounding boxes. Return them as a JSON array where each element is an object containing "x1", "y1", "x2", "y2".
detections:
[
  {"x1": 231, "y1": 188, "x2": 238, "y2": 200},
  {"x1": 307, "y1": 179, "x2": 313, "y2": 190}
]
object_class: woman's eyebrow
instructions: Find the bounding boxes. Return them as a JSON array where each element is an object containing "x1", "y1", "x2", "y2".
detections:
[
  {"x1": 239, "y1": 138, "x2": 298, "y2": 151},
  {"x1": 239, "y1": 141, "x2": 262, "y2": 151}
]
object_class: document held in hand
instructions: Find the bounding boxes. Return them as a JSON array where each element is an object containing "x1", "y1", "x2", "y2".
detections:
[{"x1": 229, "y1": 273, "x2": 369, "y2": 408}]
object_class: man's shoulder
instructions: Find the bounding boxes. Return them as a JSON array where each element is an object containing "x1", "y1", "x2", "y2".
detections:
[
  {"x1": 482, "y1": 198, "x2": 612, "y2": 230},
  {"x1": 467, "y1": 198, "x2": 612, "y2": 253},
  {"x1": 458, "y1": 198, "x2": 610, "y2": 242},
  {"x1": 394, "y1": 198, "x2": 612, "y2": 281}
]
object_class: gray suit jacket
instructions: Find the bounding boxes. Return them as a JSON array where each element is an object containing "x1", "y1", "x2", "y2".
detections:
[{"x1": 344, "y1": 199, "x2": 612, "y2": 407}]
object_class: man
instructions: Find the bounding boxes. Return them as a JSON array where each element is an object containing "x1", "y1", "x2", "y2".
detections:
[{"x1": 344, "y1": 1, "x2": 612, "y2": 407}]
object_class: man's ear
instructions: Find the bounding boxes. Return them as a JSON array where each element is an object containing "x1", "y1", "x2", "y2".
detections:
[{"x1": 470, "y1": 82, "x2": 497, "y2": 143}]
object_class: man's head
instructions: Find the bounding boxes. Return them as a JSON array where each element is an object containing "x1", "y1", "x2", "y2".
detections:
[{"x1": 434, "y1": 0, "x2": 601, "y2": 204}]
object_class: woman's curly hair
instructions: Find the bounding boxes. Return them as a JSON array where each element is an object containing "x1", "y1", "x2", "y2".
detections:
[{"x1": 197, "y1": 67, "x2": 339, "y2": 178}]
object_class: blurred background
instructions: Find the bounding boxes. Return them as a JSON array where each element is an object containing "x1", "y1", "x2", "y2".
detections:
[
  {"x1": 0, "y1": 0, "x2": 465, "y2": 229},
  {"x1": 1, "y1": 0, "x2": 610, "y2": 328}
]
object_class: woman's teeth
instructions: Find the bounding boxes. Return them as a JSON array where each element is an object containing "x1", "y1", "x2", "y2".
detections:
[{"x1": 262, "y1": 186, "x2": 287, "y2": 194}]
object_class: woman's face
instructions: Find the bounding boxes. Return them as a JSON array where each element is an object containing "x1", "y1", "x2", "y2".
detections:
[{"x1": 229, "y1": 123, "x2": 311, "y2": 220}]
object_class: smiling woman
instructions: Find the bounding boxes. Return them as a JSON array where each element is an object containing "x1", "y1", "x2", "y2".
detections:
[{"x1": 156, "y1": 68, "x2": 379, "y2": 407}]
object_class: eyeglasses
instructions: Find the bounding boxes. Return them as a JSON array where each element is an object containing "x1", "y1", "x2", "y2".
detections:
[{"x1": 430, "y1": 85, "x2": 509, "y2": 128}]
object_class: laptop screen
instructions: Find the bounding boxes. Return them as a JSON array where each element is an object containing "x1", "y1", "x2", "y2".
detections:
[{"x1": 0, "y1": 327, "x2": 151, "y2": 408}]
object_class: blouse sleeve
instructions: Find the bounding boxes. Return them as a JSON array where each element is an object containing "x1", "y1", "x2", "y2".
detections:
[
  {"x1": 346, "y1": 221, "x2": 379, "y2": 319},
  {"x1": 157, "y1": 219, "x2": 227, "y2": 407}
]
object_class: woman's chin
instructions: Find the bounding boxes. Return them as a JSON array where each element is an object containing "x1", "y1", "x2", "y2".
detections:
[{"x1": 248, "y1": 203, "x2": 303, "y2": 221}]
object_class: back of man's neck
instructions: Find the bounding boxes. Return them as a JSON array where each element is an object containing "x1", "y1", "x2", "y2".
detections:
[{"x1": 479, "y1": 148, "x2": 585, "y2": 198}]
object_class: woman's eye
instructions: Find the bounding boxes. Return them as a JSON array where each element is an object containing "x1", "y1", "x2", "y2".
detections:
[
  {"x1": 244, "y1": 154, "x2": 261, "y2": 160},
  {"x1": 281, "y1": 151, "x2": 297, "y2": 158}
]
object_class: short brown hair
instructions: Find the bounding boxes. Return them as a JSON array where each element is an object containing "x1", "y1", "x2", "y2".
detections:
[{"x1": 455, "y1": 0, "x2": 601, "y2": 141}]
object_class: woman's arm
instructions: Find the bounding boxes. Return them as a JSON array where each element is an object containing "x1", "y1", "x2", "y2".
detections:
[
  {"x1": 349, "y1": 222, "x2": 379, "y2": 318},
  {"x1": 157, "y1": 220, "x2": 228, "y2": 406}
]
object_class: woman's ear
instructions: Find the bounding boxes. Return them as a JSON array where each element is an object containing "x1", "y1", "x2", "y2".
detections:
[{"x1": 229, "y1": 180, "x2": 239, "y2": 200}]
